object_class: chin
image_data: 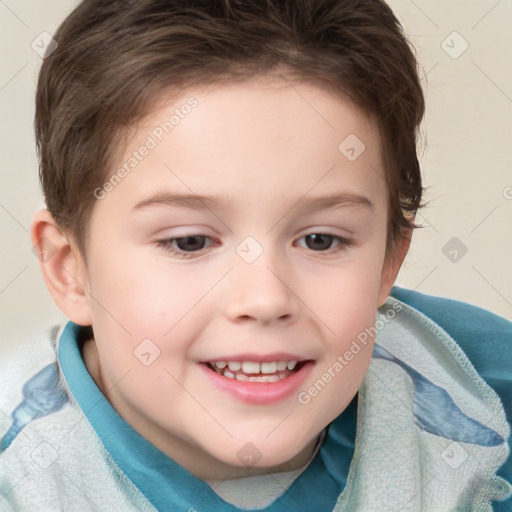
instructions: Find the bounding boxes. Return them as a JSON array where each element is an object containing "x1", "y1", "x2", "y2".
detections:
[{"x1": 210, "y1": 435, "x2": 314, "y2": 473}]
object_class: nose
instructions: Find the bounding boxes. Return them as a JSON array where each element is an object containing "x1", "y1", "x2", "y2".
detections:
[{"x1": 223, "y1": 247, "x2": 300, "y2": 326}]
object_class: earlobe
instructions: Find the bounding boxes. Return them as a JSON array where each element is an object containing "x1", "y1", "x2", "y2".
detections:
[
  {"x1": 377, "y1": 230, "x2": 412, "y2": 307},
  {"x1": 31, "y1": 209, "x2": 92, "y2": 326}
]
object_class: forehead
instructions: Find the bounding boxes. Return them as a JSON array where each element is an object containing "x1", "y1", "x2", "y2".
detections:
[{"x1": 101, "y1": 75, "x2": 386, "y2": 218}]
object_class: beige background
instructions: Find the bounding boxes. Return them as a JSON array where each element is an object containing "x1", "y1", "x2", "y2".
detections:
[{"x1": 1, "y1": 1, "x2": 511, "y2": 346}]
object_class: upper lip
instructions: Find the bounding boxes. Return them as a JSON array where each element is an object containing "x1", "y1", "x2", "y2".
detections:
[{"x1": 199, "y1": 352, "x2": 312, "y2": 363}]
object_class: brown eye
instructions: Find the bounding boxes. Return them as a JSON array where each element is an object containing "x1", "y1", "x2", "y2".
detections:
[
  {"x1": 156, "y1": 234, "x2": 215, "y2": 259},
  {"x1": 174, "y1": 235, "x2": 207, "y2": 252},
  {"x1": 304, "y1": 233, "x2": 335, "y2": 251},
  {"x1": 295, "y1": 233, "x2": 351, "y2": 254}
]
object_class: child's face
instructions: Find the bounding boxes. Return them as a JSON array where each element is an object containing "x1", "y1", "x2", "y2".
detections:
[{"x1": 77, "y1": 76, "x2": 403, "y2": 479}]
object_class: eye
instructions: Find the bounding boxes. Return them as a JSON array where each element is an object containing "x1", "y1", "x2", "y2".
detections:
[
  {"x1": 296, "y1": 233, "x2": 351, "y2": 252},
  {"x1": 172, "y1": 235, "x2": 208, "y2": 252},
  {"x1": 155, "y1": 235, "x2": 215, "y2": 258}
]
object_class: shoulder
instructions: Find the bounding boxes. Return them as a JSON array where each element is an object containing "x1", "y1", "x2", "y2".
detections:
[
  {"x1": 0, "y1": 326, "x2": 62, "y2": 416},
  {"x1": 390, "y1": 286, "x2": 512, "y2": 393},
  {"x1": 0, "y1": 326, "x2": 151, "y2": 511},
  {"x1": 0, "y1": 325, "x2": 71, "y2": 458},
  {"x1": 0, "y1": 326, "x2": 68, "y2": 508},
  {"x1": 390, "y1": 286, "x2": 512, "y2": 374},
  {"x1": 390, "y1": 287, "x2": 512, "y2": 508},
  {"x1": 390, "y1": 285, "x2": 512, "y2": 329}
]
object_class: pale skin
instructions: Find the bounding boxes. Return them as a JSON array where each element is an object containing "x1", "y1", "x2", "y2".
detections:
[{"x1": 32, "y1": 75, "x2": 410, "y2": 481}]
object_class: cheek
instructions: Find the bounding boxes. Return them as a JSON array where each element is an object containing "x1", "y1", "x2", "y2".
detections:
[
  {"x1": 304, "y1": 255, "x2": 384, "y2": 384},
  {"x1": 312, "y1": 259, "x2": 383, "y2": 325},
  {"x1": 88, "y1": 247, "x2": 207, "y2": 331}
]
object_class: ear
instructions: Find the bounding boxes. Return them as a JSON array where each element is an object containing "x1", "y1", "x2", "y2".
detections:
[
  {"x1": 377, "y1": 229, "x2": 412, "y2": 307},
  {"x1": 31, "y1": 209, "x2": 92, "y2": 326}
]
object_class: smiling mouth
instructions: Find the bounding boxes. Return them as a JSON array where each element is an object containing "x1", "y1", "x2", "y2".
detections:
[{"x1": 205, "y1": 360, "x2": 307, "y2": 382}]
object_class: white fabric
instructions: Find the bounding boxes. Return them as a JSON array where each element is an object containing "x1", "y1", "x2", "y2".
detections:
[
  {"x1": 333, "y1": 298, "x2": 511, "y2": 512},
  {"x1": 0, "y1": 326, "x2": 156, "y2": 512}
]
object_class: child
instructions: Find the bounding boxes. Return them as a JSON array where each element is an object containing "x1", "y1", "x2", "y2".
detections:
[{"x1": 1, "y1": 0, "x2": 510, "y2": 510}]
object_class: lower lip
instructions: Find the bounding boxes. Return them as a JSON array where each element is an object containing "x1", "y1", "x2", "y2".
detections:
[{"x1": 199, "y1": 362, "x2": 314, "y2": 405}]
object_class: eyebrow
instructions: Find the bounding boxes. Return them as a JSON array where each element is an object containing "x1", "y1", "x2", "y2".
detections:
[
  {"x1": 293, "y1": 192, "x2": 373, "y2": 213},
  {"x1": 132, "y1": 192, "x2": 233, "y2": 212},
  {"x1": 132, "y1": 191, "x2": 373, "y2": 213}
]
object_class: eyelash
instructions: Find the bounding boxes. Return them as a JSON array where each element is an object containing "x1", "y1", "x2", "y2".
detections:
[{"x1": 154, "y1": 233, "x2": 352, "y2": 259}]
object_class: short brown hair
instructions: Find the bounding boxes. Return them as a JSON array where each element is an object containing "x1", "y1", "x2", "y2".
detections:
[{"x1": 35, "y1": 0, "x2": 425, "y2": 256}]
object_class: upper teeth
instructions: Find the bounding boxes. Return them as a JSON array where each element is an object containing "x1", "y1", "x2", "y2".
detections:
[{"x1": 214, "y1": 360, "x2": 297, "y2": 374}]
